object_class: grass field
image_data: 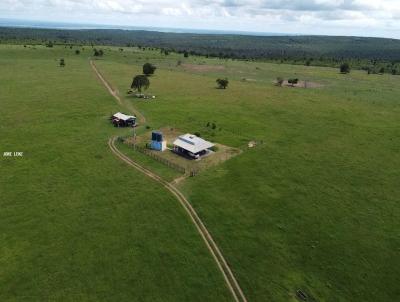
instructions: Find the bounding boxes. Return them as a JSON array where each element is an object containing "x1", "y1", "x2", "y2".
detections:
[
  {"x1": 1, "y1": 44, "x2": 400, "y2": 301},
  {"x1": 0, "y1": 45, "x2": 231, "y2": 301}
]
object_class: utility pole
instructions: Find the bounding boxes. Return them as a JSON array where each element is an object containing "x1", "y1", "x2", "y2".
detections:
[{"x1": 133, "y1": 123, "x2": 137, "y2": 150}]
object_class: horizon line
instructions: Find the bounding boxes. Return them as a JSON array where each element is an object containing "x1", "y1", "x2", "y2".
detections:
[{"x1": 0, "y1": 17, "x2": 398, "y2": 40}]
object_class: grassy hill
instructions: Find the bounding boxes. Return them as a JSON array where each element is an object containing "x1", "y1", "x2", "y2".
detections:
[{"x1": 1, "y1": 44, "x2": 400, "y2": 301}]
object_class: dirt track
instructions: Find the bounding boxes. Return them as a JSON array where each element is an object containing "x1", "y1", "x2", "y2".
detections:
[
  {"x1": 90, "y1": 60, "x2": 146, "y2": 124},
  {"x1": 91, "y1": 60, "x2": 247, "y2": 302}
]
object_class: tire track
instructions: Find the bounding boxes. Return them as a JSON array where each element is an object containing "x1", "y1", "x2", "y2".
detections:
[
  {"x1": 109, "y1": 137, "x2": 247, "y2": 302},
  {"x1": 90, "y1": 60, "x2": 146, "y2": 124},
  {"x1": 90, "y1": 60, "x2": 247, "y2": 302}
]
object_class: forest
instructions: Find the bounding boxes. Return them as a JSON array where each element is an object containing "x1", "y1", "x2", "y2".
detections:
[{"x1": 1, "y1": 26, "x2": 400, "y2": 72}]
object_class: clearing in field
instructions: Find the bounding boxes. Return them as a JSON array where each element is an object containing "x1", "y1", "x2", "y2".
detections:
[
  {"x1": 274, "y1": 79, "x2": 324, "y2": 88},
  {"x1": 181, "y1": 63, "x2": 225, "y2": 73},
  {"x1": 124, "y1": 127, "x2": 241, "y2": 176}
]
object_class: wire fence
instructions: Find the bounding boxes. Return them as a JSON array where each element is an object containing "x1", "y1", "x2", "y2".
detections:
[
  {"x1": 120, "y1": 137, "x2": 235, "y2": 177},
  {"x1": 125, "y1": 140, "x2": 187, "y2": 174}
]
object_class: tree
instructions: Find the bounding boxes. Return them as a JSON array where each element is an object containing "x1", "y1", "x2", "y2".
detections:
[
  {"x1": 379, "y1": 67, "x2": 385, "y2": 74},
  {"x1": 160, "y1": 48, "x2": 169, "y2": 55},
  {"x1": 59, "y1": 58, "x2": 65, "y2": 67},
  {"x1": 340, "y1": 62, "x2": 350, "y2": 74},
  {"x1": 93, "y1": 49, "x2": 103, "y2": 57},
  {"x1": 288, "y1": 78, "x2": 299, "y2": 86},
  {"x1": 75, "y1": 49, "x2": 80, "y2": 55},
  {"x1": 143, "y1": 63, "x2": 156, "y2": 76},
  {"x1": 131, "y1": 75, "x2": 150, "y2": 93},
  {"x1": 216, "y1": 78, "x2": 229, "y2": 89},
  {"x1": 184, "y1": 50, "x2": 189, "y2": 58},
  {"x1": 276, "y1": 77, "x2": 284, "y2": 87}
]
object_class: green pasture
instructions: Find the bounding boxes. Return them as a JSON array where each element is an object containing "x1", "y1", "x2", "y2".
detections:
[
  {"x1": 96, "y1": 47, "x2": 400, "y2": 302},
  {"x1": 0, "y1": 45, "x2": 231, "y2": 302},
  {"x1": 1, "y1": 44, "x2": 400, "y2": 301}
]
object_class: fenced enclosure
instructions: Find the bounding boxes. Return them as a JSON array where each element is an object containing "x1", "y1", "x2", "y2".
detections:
[
  {"x1": 123, "y1": 139, "x2": 190, "y2": 175},
  {"x1": 135, "y1": 144, "x2": 187, "y2": 174},
  {"x1": 118, "y1": 135, "x2": 240, "y2": 178}
]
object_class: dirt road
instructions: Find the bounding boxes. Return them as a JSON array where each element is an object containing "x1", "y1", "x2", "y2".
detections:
[
  {"x1": 91, "y1": 60, "x2": 248, "y2": 302},
  {"x1": 90, "y1": 60, "x2": 146, "y2": 124}
]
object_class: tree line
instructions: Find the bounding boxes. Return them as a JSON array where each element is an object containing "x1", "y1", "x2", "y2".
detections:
[{"x1": 2, "y1": 27, "x2": 400, "y2": 72}]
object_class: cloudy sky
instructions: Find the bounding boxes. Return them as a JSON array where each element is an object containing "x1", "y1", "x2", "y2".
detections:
[{"x1": 1, "y1": 0, "x2": 400, "y2": 38}]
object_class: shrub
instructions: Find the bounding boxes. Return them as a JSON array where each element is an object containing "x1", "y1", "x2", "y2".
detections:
[
  {"x1": 216, "y1": 78, "x2": 229, "y2": 89},
  {"x1": 93, "y1": 49, "x2": 103, "y2": 57},
  {"x1": 340, "y1": 62, "x2": 350, "y2": 73},
  {"x1": 288, "y1": 78, "x2": 299, "y2": 86},
  {"x1": 143, "y1": 63, "x2": 157, "y2": 76}
]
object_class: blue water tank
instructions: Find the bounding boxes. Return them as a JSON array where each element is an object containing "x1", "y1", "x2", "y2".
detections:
[
  {"x1": 151, "y1": 131, "x2": 163, "y2": 142},
  {"x1": 151, "y1": 131, "x2": 166, "y2": 151}
]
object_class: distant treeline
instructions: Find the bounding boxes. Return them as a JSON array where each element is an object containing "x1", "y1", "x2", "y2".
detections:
[{"x1": 1, "y1": 27, "x2": 400, "y2": 72}]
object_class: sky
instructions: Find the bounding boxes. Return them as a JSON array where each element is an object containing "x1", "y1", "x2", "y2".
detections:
[{"x1": 1, "y1": 0, "x2": 400, "y2": 38}]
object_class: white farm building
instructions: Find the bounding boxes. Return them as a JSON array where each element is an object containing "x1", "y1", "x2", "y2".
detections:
[
  {"x1": 111, "y1": 112, "x2": 136, "y2": 127},
  {"x1": 173, "y1": 134, "x2": 214, "y2": 159}
]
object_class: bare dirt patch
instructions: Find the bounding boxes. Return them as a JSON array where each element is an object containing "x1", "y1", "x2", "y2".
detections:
[
  {"x1": 241, "y1": 78, "x2": 257, "y2": 82},
  {"x1": 275, "y1": 80, "x2": 324, "y2": 88},
  {"x1": 182, "y1": 63, "x2": 225, "y2": 73}
]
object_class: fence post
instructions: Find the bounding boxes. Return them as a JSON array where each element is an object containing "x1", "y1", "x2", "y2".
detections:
[{"x1": 130, "y1": 144, "x2": 186, "y2": 174}]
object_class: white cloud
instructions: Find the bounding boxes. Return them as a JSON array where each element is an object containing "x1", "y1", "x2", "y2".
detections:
[{"x1": 1, "y1": 0, "x2": 400, "y2": 38}]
